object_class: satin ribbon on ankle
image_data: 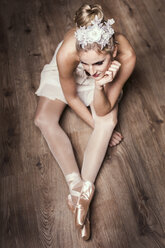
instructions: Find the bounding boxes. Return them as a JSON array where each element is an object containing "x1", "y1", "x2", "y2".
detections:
[
  {"x1": 80, "y1": 181, "x2": 94, "y2": 200},
  {"x1": 65, "y1": 172, "x2": 82, "y2": 198}
]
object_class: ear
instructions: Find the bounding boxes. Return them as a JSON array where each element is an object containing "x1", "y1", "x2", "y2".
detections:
[{"x1": 112, "y1": 45, "x2": 118, "y2": 58}]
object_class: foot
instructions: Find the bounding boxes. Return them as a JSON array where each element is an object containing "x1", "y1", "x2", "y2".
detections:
[
  {"x1": 65, "y1": 173, "x2": 91, "y2": 240},
  {"x1": 79, "y1": 211, "x2": 90, "y2": 241},
  {"x1": 109, "y1": 130, "x2": 123, "y2": 147},
  {"x1": 67, "y1": 195, "x2": 91, "y2": 240},
  {"x1": 75, "y1": 180, "x2": 95, "y2": 229}
]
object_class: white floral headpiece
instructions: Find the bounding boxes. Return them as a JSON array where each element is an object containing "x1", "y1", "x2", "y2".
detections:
[{"x1": 75, "y1": 15, "x2": 115, "y2": 50}]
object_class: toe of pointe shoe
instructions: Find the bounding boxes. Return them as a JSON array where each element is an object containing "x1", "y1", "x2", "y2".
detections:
[
  {"x1": 79, "y1": 218, "x2": 90, "y2": 241},
  {"x1": 75, "y1": 181, "x2": 95, "y2": 229}
]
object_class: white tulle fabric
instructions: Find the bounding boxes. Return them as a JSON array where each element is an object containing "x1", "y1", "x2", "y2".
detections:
[{"x1": 35, "y1": 41, "x2": 95, "y2": 106}]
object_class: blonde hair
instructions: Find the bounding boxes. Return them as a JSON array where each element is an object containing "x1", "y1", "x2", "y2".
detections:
[{"x1": 74, "y1": 4, "x2": 117, "y2": 56}]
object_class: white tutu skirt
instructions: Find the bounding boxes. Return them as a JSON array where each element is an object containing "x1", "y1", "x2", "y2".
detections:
[{"x1": 35, "y1": 41, "x2": 123, "y2": 106}]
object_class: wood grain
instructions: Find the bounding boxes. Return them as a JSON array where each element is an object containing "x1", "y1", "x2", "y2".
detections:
[{"x1": 0, "y1": 0, "x2": 165, "y2": 247}]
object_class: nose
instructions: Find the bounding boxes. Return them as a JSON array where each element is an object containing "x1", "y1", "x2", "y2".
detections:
[{"x1": 89, "y1": 65, "x2": 95, "y2": 75}]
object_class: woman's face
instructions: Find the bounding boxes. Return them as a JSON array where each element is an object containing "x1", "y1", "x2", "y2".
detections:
[{"x1": 78, "y1": 49, "x2": 112, "y2": 80}]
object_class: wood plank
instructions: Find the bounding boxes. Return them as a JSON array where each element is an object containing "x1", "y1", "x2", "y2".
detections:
[{"x1": 0, "y1": 0, "x2": 165, "y2": 247}]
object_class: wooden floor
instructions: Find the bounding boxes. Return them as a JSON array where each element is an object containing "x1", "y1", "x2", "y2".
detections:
[{"x1": 0, "y1": 0, "x2": 165, "y2": 247}]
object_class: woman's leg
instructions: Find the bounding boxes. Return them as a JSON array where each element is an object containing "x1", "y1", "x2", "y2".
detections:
[
  {"x1": 81, "y1": 102, "x2": 119, "y2": 183},
  {"x1": 75, "y1": 104, "x2": 118, "y2": 229},
  {"x1": 34, "y1": 97, "x2": 82, "y2": 204}
]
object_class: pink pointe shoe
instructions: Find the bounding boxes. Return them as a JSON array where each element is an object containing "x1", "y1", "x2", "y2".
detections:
[
  {"x1": 75, "y1": 180, "x2": 95, "y2": 229},
  {"x1": 65, "y1": 172, "x2": 91, "y2": 240},
  {"x1": 67, "y1": 194, "x2": 91, "y2": 240}
]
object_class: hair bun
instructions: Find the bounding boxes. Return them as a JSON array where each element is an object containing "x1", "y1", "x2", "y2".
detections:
[
  {"x1": 74, "y1": 4, "x2": 104, "y2": 27},
  {"x1": 87, "y1": 4, "x2": 103, "y2": 16},
  {"x1": 90, "y1": 4, "x2": 103, "y2": 11}
]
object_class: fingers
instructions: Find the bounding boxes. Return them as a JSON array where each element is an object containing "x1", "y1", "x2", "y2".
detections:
[
  {"x1": 109, "y1": 131, "x2": 124, "y2": 147},
  {"x1": 106, "y1": 69, "x2": 116, "y2": 79},
  {"x1": 95, "y1": 60, "x2": 121, "y2": 86},
  {"x1": 109, "y1": 141, "x2": 117, "y2": 147},
  {"x1": 109, "y1": 64, "x2": 120, "y2": 70},
  {"x1": 109, "y1": 61, "x2": 121, "y2": 71},
  {"x1": 106, "y1": 61, "x2": 121, "y2": 79},
  {"x1": 104, "y1": 70, "x2": 114, "y2": 80},
  {"x1": 111, "y1": 135, "x2": 121, "y2": 143},
  {"x1": 114, "y1": 131, "x2": 123, "y2": 139},
  {"x1": 111, "y1": 60, "x2": 121, "y2": 67},
  {"x1": 109, "y1": 138, "x2": 121, "y2": 147},
  {"x1": 96, "y1": 74, "x2": 113, "y2": 86}
]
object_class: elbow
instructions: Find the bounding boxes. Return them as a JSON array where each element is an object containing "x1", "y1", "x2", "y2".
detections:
[
  {"x1": 124, "y1": 45, "x2": 136, "y2": 60},
  {"x1": 131, "y1": 50, "x2": 136, "y2": 66},
  {"x1": 127, "y1": 45, "x2": 136, "y2": 58},
  {"x1": 95, "y1": 107, "x2": 118, "y2": 126},
  {"x1": 94, "y1": 104, "x2": 112, "y2": 117},
  {"x1": 128, "y1": 49, "x2": 136, "y2": 66},
  {"x1": 96, "y1": 110, "x2": 111, "y2": 116},
  {"x1": 131, "y1": 52, "x2": 136, "y2": 72},
  {"x1": 124, "y1": 49, "x2": 136, "y2": 72}
]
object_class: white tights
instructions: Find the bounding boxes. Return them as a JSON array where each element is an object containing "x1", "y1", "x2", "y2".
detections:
[
  {"x1": 34, "y1": 97, "x2": 118, "y2": 201},
  {"x1": 81, "y1": 103, "x2": 118, "y2": 183}
]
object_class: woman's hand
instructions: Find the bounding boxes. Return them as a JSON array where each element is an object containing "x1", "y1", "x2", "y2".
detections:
[{"x1": 95, "y1": 60, "x2": 121, "y2": 89}]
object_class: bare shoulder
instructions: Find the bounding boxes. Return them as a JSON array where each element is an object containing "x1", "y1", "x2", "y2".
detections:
[
  {"x1": 115, "y1": 33, "x2": 136, "y2": 57},
  {"x1": 60, "y1": 28, "x2": 77, "y2": 55},
  {"x1": 56, "y1": 28, "x2": 79, "y2": 76}
]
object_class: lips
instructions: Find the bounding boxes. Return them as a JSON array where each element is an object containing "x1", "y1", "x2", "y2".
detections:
[{"x1": 92, "y1": 73, "x2": 100, "y2": 78}]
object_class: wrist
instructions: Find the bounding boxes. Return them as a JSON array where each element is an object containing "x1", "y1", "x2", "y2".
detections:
[{"x1": 95, "y1": 81, "x2": 103, "y2": 90}]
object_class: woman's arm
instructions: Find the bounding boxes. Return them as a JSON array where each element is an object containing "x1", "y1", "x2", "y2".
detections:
[
  {"x1": 93, "y1": 86, "x2": 111, "y2": 116},
  {"x1": 93, "y1": 61, "x2": 121, "y2": 116},
  {"x1": 106, "y1": 51, "x2": 136, "y2": 109},
  {"x1": 57, "y1": 43, "x2": 95, "y2": 128},
  {"x1": 93, "y1": 34, "x2": 136, "y2": 116}
]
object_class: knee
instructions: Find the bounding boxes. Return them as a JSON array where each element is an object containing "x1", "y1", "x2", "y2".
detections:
[
  {"x1": 34, "y1": 112, "x2": 56, "y2": 131},
  {"x1": 94, "y1": 113, "x2": 118, "y2": 130},
  {"x1": 34, "y1": 113, "x2": 45, "y2": 129}
]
